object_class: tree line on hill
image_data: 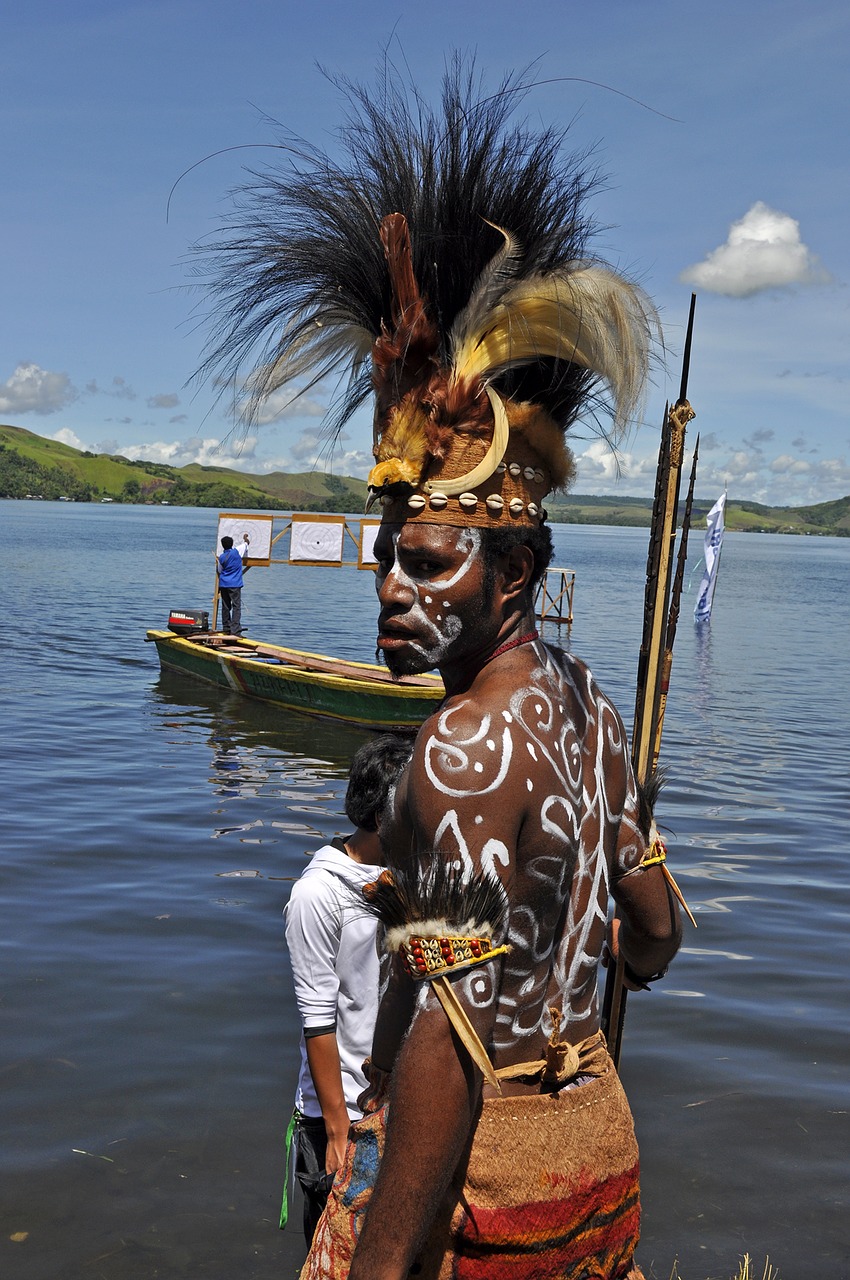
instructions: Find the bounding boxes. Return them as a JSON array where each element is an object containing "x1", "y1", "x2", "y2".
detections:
[{"x1": 0, "y1": 442, "x2": 362, "y2": 512}]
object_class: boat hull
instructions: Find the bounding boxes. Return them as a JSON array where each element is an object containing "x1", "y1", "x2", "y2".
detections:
[{"x1": 146, "y1": 630, "x2": 443, "y2": 729}]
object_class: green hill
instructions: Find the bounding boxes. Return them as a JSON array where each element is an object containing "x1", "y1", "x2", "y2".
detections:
[
  {"x1": 2, "y1": 423, "x2": 848, "y2": 533},
  {"x1": 0, "y1": 424, "x2": 367, "y2": 512},
  {"x1": 547, "y1": 491, "x2": 850, "y2": 536}
]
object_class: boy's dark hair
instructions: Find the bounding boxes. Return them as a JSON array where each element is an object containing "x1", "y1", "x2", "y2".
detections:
[
  {"x1": 479, "y1": 524, "x2": 555, "y2": 603},
  {"x1": 221, "y1": 535, "x2": 234, "y2": 549},
  {"x1": 345, "y1": 733, "x2": 414, "y2": 832}
]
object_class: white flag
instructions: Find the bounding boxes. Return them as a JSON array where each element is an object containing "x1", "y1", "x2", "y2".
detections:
[{"x1": 694, "y1": 492, "x2": 726, "y2": 621}]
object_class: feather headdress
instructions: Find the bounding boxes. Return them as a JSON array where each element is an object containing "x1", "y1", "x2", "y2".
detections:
[{"x1": 196, "y1": 59, "x2": 659, "y2": 526}]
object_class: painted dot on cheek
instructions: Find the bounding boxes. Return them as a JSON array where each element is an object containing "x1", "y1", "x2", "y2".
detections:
[
  {"x1": 475, "y1": 815, "x2": 483, "y2": 824},
  {"x1": 474, "y1": 762, "x2": 484, "y2": 773}
]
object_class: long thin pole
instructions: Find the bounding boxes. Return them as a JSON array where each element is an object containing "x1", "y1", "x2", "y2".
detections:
[
  {"x1": 652, "y1": 435, "x2": 700, "y2": 774},
  {"x1": 601, "y1": 294, "x2": 697, "y2": 1066}
]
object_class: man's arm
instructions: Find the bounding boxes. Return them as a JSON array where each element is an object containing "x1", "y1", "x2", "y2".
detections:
[
  {"x1": 350, "y1": 717, "x2": 514, "y2": 1279},
  {"x1": 284, "y1": 873, "x2": 349, "y2": 1168},
  {"x1": 605, "y1": 710, "x2": 682, "y2": 983},
  {"x1": 611, "y1": 864, "x2": 682, "y2": 982},
  {"x1": 350, "y1": 988, "x2": 483, "y2": 1280},
  {"x1": 304, "y1": 1032, "x2": 352, "y2": 1174}
]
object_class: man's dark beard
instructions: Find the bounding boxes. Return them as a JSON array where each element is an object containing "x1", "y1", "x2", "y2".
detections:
[{"x1": 376, "y1": 645, "x2": 433, "y2": 680}]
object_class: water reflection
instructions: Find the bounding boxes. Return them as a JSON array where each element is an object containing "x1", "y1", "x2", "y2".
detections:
[
  {"x1": 152, "y1": 669, "x2": 375, "y2": 773},
  {"x1": 210, "y1": 733, "x2": 246, "y2": 797},
  {"x1": 691, "y1": 619, "x2": 718, "y2": 746}
]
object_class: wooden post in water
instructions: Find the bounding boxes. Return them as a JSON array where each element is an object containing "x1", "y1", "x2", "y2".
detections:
[{"x1": 536, "y1": 567, "x2": 576, "y2": 626}]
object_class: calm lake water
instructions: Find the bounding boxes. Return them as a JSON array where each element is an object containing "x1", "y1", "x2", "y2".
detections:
[{"x1": 2, "y1": 499, "x2": 848, "y2": 1280}]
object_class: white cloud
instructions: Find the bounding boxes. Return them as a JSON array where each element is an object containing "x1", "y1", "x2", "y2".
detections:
[
  {"x1": 284, "y1": 427, "x2": 372, "y2": 477},
  {"x1": 249, "y1": 387, "x2": 327, "y2": 427},
  {"x1": 572, "y1": 433, "x2": 849, "y2": 508},
  {"x1": 243, "y1": 427, "x2": 372, "y2": 477},
  {"x1": 0, "y1": 362, "x2": 77, "y2": 415},
  {"x1": 574, "y1": 439, "x2": 660, "y2": 490},
  {"x1": 680, "y1": 202, "x2": 831, "y2": 297},
  {"x1": 233, "y1": 373, "x2": 329, "y2": 427},
  {"x1": 695, "y1": 448, "x2": 850, "y2": 507},
  {"x1": 148, "y1": 393, "x2": 180, "y2": 410},
  {"x1": 769, "y1": 454, "x2": 811, "y2": 476},
  {"x1": 105, "y1": 434, "x2": 260, "y2": 468},
  {"x1": 51, "y1": 427, "x2": 86, "y2": 450}
]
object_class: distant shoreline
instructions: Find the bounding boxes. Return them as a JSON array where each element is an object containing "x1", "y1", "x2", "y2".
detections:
[
  {"x1": 2, "y1": 423, "x2": 848, "y2": 535},
  {"x1": 4, "y1": 493, "x2": 847, "y2": 536}
]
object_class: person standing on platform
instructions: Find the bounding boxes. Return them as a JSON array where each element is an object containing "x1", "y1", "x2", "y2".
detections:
[{"x1": 216, "y1": 533, "x2": 249, "y2": 636}]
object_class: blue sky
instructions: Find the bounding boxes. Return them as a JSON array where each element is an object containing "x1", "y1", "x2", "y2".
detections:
[{"x1": 2, "y1": 0, "x2": 847, "y2": 506}]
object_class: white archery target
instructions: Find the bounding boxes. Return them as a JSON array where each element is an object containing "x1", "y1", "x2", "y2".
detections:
[
  {"x1": 359, "y1": 520, "x2": 380, "y2": 568},
  {"x1": 216, "y1": 514, "x2": 274, "y2": 562},
  {"x1": 290, "y1": 518, "x2": 345, "y2": 563}
]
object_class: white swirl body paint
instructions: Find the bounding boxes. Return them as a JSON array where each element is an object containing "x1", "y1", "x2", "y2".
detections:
[
  {"x1": 425, "y1": 704, "x2": 514, "y2": 798},
  {"x1": 411, "y1": 641, "x2": 646, "y2": 1053}
]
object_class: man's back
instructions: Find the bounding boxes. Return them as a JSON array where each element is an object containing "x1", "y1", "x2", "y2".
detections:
[
  {"x1": 217, "y1": 547, "x2": 244, "y2": 588},
  {"x1": 390, "y1": 639, "x2": 646, "y2": 1070}
]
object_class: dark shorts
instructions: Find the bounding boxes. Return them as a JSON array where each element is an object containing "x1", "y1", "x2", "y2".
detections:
[{"x1": 294, "y1": 1113, "x2": 335, "y2": 1247}]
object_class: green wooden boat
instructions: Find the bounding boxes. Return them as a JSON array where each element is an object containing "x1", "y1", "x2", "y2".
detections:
[{"x1": 145, "y1": 629, "x2": 443, "y2": 729}]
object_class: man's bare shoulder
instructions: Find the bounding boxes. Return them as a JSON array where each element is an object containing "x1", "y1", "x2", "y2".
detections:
[
  {"x1": 403, "y1": 678, "x2": 528, "y2": 835},
  {"x1": 412, "y1": 644, "x2": 611, "y2": 743}
]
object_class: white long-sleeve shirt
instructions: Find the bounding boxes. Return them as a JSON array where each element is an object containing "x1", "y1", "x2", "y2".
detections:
[{"x1": 283, "y1": 839, "x2": 382, "y2": 1120}]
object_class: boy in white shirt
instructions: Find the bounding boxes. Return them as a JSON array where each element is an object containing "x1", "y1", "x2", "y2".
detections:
[{"x1": 283, "y1": 734, "x2": 413, "y2": 1243}]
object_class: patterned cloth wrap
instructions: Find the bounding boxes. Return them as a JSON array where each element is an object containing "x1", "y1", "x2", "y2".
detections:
[{"x1": 300, "y1": 1032, "x2": 645, "y2": 1280}]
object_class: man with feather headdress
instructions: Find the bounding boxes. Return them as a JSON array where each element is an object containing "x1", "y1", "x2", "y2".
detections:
[{"x1": 200, "y1": 60, "x2": 681, "y2": 1280}]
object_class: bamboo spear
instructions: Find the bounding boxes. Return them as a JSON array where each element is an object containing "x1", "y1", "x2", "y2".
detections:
[
  {"x1": 652, "y1": 435, "x2": 700, "y2": 775},
  {"x1": 601, "y1": 293, "x2": 698, "y2": 1067}
]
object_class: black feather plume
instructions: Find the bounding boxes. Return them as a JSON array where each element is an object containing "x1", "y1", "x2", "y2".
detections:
[
  {"x1": 362, "y1": 854, "x2": 509, "y2": 945},
  {"x1": 193, "y1": 56, "x2": 629, "y2": 440}
]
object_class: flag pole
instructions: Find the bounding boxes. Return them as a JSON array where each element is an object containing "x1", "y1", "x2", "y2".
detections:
[{"x1": 601, "y1": 294, "x2": 698, "y2": 1066}]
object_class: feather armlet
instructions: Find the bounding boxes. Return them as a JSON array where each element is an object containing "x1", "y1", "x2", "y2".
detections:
[
  {"x1": 362, "y1": 860, "x2": 510, "y2": 1092},
  {"x1": 362, "y1": 862, "x2": 510, "y2": 980}
]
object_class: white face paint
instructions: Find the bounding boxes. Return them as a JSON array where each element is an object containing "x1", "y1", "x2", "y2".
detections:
[{"x1": 375, "y1": 527, "x2": 483, "y2": 671}]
